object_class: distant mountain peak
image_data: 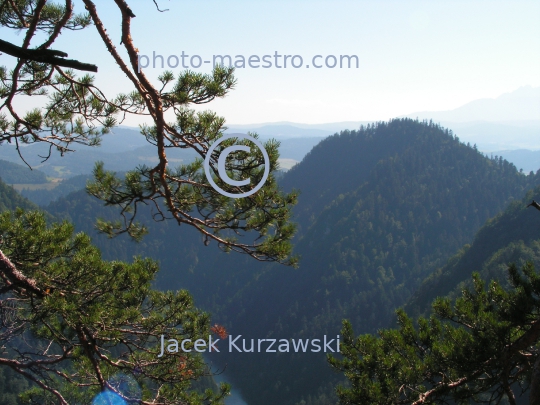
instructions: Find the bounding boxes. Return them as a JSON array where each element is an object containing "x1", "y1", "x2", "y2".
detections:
[{"x1": 405, "y1": 86, "x2": 540, "y2": 123}]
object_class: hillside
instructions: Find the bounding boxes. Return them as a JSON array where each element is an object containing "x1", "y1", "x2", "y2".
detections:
[
  {"x1": 0, "y1": 128, "x2": 323, "y2": 181},
  {"x1": 0, "y1": 159, "x2": 48, "y2": 184},
  {"x1": 0, "y1": 178, "x2": 38, "y2": 213},
  {"x1": 19, "y1": 174, "x2": 92, "y2": 206},
  {"x1": 406, "y1": 185, "x2": 540, "y2": 317}
]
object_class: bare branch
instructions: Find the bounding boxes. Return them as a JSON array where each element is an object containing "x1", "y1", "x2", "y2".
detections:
[{"x1": 0, "y1": 39, "x2": 98, "y2": 72}]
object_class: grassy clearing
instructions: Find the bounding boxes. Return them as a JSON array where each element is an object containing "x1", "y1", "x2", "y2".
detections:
[
  {"x1": 12, "y1": 182, "x2": 59, "y2": 191},
  {"x1": 52, "y1": 166, "x2": 71, "y2": 177},
  {"x1": 277, "y1": 158, "x2": 299, "y2": 170}
]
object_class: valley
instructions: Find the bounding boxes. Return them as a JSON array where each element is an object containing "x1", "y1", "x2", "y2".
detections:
[{"x1": 2, "y1": 118, "x2": 538, "y2": 404}]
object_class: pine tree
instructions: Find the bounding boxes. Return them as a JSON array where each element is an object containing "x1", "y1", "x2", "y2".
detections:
[
  {"x1": 1, "y1": 0, "x2": 298, "y2": 401},
  {"x1": 329, "y1": 263, "x2": 540, "y2": 405},
  {"x1": 0, "y1": 0, "x2": 297, "y2": 264},
  {"x1": 0, "y1": 209, "x2": 229, "y2": 404}
]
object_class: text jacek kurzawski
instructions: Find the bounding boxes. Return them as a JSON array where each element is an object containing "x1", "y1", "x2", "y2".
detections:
[{"x1": 157, "y1": 335, "x2": 340, "y2": 357}]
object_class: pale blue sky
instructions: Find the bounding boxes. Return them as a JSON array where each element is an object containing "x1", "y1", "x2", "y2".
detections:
[{"x1": 1, "y1": 0, "x2": 539, "y2": 125}]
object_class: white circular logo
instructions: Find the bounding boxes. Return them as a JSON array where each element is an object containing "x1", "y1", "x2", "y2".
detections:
[{"x1": 203, "y1": 134, "x2": 270, "y2": 198}]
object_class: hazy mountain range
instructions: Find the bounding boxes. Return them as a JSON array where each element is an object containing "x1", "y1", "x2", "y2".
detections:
[
  {"x1": 2, "y1": 84, "x2": 540, "y2": 226},
  {"x1": 404, "y1": 86, "x2": 540, "y2": 122},
  {"x1": 225, "y1": 86, "x2": 540, "y2": 152}
]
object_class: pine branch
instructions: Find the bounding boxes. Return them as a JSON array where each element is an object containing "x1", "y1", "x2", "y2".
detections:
[
  {"x1": 0, "y1": 248, "x2": 44, "y2": 297},
  {"x1": 527, "y1": 200, "x2": 540, "y2": 211},
  {"x1": 0, "y1": 39, "x2": 97, "y2": 72}
]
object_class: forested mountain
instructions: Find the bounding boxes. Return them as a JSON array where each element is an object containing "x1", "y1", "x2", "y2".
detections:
[
  {"x1": 204, "y1": 119, "x2": 540, "y2": 405},
  {"x1": 0, "y1": 159, "x2": 48, "y2": 184},
  {"x1": 0, "y1": 179, "x2": 38, "y2": 213},
  {"x1": 6, "y1": 119, "x2": 539, "y2": 405},
  {"x1": 329, "y1": 185, "x2": 540, "y2": 405},
  {"x1": 406, "y1": 185, "x2": 540, "y2": 318}
]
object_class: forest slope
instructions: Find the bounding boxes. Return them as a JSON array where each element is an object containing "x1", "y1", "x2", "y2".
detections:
[{"x1": 406, "y1": 185, "x2": 540, "y2": 318}]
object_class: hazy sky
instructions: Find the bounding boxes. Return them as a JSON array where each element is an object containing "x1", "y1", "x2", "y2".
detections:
[{"x1": 2, "y1": 0, "x2": 539, "y2": 125}]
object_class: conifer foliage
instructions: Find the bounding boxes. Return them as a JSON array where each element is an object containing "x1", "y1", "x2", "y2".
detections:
[
  {"x1": 0, "y1": 209, "x2": 229, "y2": 404},
  {"x1": 330, "y1": 262, "x2": 540, "y2": 405},
  {"x1": 0, "y1": 0, "x2": 297, "y2": 264},
  {"x1": 0, "y1": 0, "x2": 299, "y2": 400}
]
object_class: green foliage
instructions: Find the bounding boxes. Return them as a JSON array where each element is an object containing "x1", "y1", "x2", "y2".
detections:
[
  {"x1": 1, "y1": 0, "x2": 299, "y2": 402},
  {"x1": 1, "y1": 62, "x2": 114, "y2": 151},
  {"x1": 2, "y1": 0, "x2": 299, "y2": 265},
  {"x1": 1, "y1": 1, "x2": 107, "y2": 155},
  {"x1": 0, "y1": 1, "x2": 91, "y2": 30},
  {"x1": 87, "y1": 68, "x2": 299, "y2": 265},
  {"x1": 330, "y1": 263, "x2": 540, "y2": 404},
  {"x1": 0, "y1": 209, "x2": 229, "y2": 404}
]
